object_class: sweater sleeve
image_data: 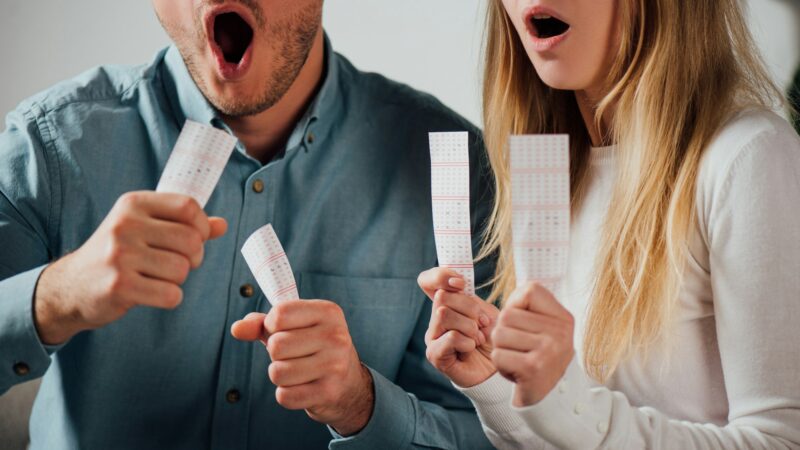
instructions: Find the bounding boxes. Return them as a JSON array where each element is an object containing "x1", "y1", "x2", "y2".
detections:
[{"x1": 461, "y1": 115, "x2": 800, "y2": 449}]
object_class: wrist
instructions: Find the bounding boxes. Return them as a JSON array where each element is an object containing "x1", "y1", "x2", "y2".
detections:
[
  {"x1": 33, "y1": 260, "x2": 83, "y2": 345},
  {"x1": 331, "y1": 362, "x2": 374, "y2": 436}
]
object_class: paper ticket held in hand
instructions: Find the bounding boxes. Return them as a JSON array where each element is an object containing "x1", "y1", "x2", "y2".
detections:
[
  {"x1": 156, "y1": 120, "x2": 238, "y2": 208},
  {"x1": 509, "y1": 134, "x2": 570, "y2": 295},
  {"x1": 429, "y1": 131, "x2": 475, "y2": 295},
  {"x1": 241, "y1": 224, "x2": 299, "y2": 305}
]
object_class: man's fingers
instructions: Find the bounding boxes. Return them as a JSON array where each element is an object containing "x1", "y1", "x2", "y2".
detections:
[
  {"x1": 135, "y1": 247, "x2": 191, "y2": 284},
  {"x1": 417, "y1": 267, "x2": 462, "y2": 299},
  {"x1": 508, "y1": 282, "x2": 570, "y2": 319},
  {"x1": 266, "y1": 328, "x2": 325, "y2": 361},
  {"x1": 145, "y1": 219, "x2": 207, "y2": 268},
  {"x1": 264, "y1": 300, "x2": 338, "y2": 334},
  {"x1": 123, "y1": 191, "x2": 211, "y2": 240},
  {"x1": 268, "y1": 354, "x2": 325, "y2": 387},
  {"x1": 208, "y1": 217, "x2": 228, "y2": 240},
  {"x1": 231, "y1": 312, "x2": 268, "y2": 342},
  {"x1": 275, "y1": 380, "x2": 323, "y2": 411},
  {"x1": 128, "y1": 274, "x2": 184, "y2": 310}
]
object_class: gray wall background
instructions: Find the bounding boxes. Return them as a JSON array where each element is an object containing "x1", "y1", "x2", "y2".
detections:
[
  {"x1": 1, "y1": 0, "x2": 799, "y2": 448},
  {"x1": 1, "y1": 1, "x2": 798, "y2": 126}
]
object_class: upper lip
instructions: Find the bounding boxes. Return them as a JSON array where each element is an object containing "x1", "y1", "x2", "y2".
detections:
[
  {"x1": 203, "y1": 3, "x2": 257, "y2": 53},
  {"x1": 523, "y1": 4, "x2": 570, "y2": 38}
]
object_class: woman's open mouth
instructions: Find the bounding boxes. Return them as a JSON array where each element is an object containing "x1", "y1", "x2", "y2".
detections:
[
  {"x1": 525, "y1": 7, "x2": 571, "y2": 51},
  {"x1": 206, "y1": 7, "x2": 255, "y2": 80}
]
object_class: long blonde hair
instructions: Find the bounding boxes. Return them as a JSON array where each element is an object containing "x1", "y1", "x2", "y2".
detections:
[{"x1": 479, "y1": 0, "x2": 782, "y2": 381}]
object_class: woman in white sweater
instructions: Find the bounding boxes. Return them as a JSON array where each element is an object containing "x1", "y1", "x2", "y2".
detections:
[{"x1": 417, "y1": 0, "x2": 800, "y2": 448}]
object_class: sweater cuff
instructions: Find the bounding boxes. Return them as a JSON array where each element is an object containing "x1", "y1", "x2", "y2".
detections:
[
  {"x1": 0, "y1": 265, "x2": 53, "y2": 392},
  {"x1": 512, "y1": 357, "x2": 610, "y2": 449},
  {"x1": 328, "y1": 366, "x2": 414, "y2": 449},
  {"x1": 454, "y1": 372, "x2": 529, "y2": 435}
]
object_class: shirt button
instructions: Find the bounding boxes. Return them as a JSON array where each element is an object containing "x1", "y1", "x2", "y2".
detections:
[
  {"x1": 226, "y1": 389, "x2": 241, "y2": 404},
  {"x1": 240, "y1": 284, "x2": 255, "y2": 298},
  {"x1": 597, "y1": 422, "x2": 608, "y2": 433},
  {"x1": 252, "y1": 179, "x2": 264, "y2": 193},
  {"x1": 558, "y1": 381, "x2": 568, "y2": 393},
  {"x1": 13, "y1": 362, "x2": 30, "y2": 376},
  {"x1": 306, "y1": 132, "x2": 315, "y2": 144},
  {"x1": 573, "y1": 402, "x2": 585, "y2": 415}
]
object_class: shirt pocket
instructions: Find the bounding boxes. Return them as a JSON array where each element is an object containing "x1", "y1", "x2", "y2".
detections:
[{"x1": 296, "y1": 271, "x2": 423, "y2": 377}]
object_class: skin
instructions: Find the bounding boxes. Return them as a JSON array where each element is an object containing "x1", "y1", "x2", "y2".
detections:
[
  {"x1": 36, "y1": 0, "x2": 372, "y2": 436},
  {"x1": 153, "y1": 0, "x2": 325, "y2": 163},
  {"x1": 422, "y1": 0, "x2": 621, "y2": 406},
  {"x1": 502, "y1": 0, "x2": 619, "y2": 145}
]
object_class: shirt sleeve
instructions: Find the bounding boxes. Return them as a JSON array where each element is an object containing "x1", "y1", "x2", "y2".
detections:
[
  {"x1": 328, "y1": 130, "x2": 498, "y2": 449},
  {"x1": 464, "y1": 119, "x2": 800, "y2": 449},
  {"x1": 0, "y1": 106, "x2": 60, "y2": 394}
]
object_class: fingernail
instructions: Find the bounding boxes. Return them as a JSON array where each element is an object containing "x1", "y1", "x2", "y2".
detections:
[
  {"x1": 479, "y1": 314, "x2": 491, "y2": 327},
  {"x1": 448, "y1": 277, "x2": 463, "y2": 288}
]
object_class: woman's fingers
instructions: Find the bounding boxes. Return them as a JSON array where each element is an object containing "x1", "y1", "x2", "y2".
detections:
[
  {"x1": 417, "y1": 267, "x2": 464, "y2": 299},
  {"x1": 430, "y1": 301, "x2": 485, "y2": 345}
]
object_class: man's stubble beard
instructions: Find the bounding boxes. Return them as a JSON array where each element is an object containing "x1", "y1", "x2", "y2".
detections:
[{"x1": 165, "y1": 4, "x2": 321, "y2": 118}]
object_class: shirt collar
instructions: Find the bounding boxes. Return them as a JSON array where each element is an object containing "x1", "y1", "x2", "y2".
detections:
[{"x1": 162, "y1": 33, "x2": 343, "y2": 149}]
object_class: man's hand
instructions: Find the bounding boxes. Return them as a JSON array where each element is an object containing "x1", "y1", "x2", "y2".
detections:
[
  {"x1": 34, "y1": 191, "x2": 227, "y2": 345},
  {"x1": 418, "y1": 267, "x2": 499, "y2": 388},
  {"x1": 491, "y1": 282, "x2": 575, "y2": 407},
  {"x1": 231, "y1": 300, "x2": 374, "y2": 436}
]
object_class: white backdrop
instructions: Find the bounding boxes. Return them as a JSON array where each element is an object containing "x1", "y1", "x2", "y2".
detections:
[{"x1": 1, "y1": 0, "x2": 798, "y2": 126}]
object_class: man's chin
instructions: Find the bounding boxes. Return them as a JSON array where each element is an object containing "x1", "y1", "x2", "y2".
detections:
[{"x1": 204, "y1": 88, "x2": 279, "y2": 118}]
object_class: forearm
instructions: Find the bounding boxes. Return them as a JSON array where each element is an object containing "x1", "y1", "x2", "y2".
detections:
[
  {"x1": 0, "y1": 265, "x2": 56, "y2": 394},
  {"x1": 328, "y1": 367, "x2": 494, "y2": 450}
]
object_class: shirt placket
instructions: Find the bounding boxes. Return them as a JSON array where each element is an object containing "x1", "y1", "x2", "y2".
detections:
[{"x1": 209, "y1": 146, "x2": 276, "y2": 450}]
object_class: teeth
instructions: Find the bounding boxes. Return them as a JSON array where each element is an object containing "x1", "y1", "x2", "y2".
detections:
[{"x1": 533, "y1": 14, "x2": 552, "y2": 19}]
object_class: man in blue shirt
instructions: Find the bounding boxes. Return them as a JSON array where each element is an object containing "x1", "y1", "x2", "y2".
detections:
[{"x1": 0, "y1": 1, "x2": 494, "y2": 449}]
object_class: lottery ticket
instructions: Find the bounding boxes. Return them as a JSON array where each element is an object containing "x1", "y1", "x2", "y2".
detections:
[
  {"x1": 156, "y1": 120, "x2": 238, "y2": 207},
  {"x1": 429, "y1": 131, "x2": 475, "y2": 294},
  {"x1": 241, "y1": 224, "x2": 299, "y2": 305},
  {"x1": 509, "y1": 135, "x2": 570, "y2": 294}
]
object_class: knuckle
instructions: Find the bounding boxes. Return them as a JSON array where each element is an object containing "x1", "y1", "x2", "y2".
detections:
[
  {"x1": 268, "y1": 362, "x2": 285, "y2": 384},
  {"x1": 175, "y1": 257, "x2": 191, "y2": 283},
  {"x1": 274, "y1": 387, "x2": 294, "y2": 408},
  {"x1": 271, "y1": 304, "x2": 291, "y2": 329},
  {"x1": 118, "y1": 191, "x2": 142, "y2": 209},
  {"x1": 266, "y1": 335, "x2": 283, "y2": 358},
  {"x1": 177, "y1": 197, "x2": 199, "y2": 221},
  {"x1": 163, "y1": 286, "x2": 183, "y2": 309},
  {"x1": 436, "y1": 306, "x2": 451, "y2": 322}
]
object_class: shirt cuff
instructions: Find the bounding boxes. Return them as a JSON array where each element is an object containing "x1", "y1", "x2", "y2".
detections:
[
  {"x1": 512, "y1": 357, "x2": 610, "y2": 450},
  {"x1": 328, "y1": 366, "x2": 414, "y2": 449},
  {"x1": 0, "y1": 265, "x2": 54, "y2": 391},
  {"x1": 454, "y1": 372, "x2": 530, "y2": 435}
]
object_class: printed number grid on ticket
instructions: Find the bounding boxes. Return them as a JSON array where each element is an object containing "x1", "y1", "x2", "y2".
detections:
[
  {"x1": 429, "y1": 131, "x2": 475, "y2": 295},
  {"x1": 156, "y1": 120, "x2": 238, "y2": 208},
  {"x1": 241, "y1": 224, "x2": 299, "y2": 305},
  {"x1": 509, "y1": 134, "x2": 570, "y2": 295}
]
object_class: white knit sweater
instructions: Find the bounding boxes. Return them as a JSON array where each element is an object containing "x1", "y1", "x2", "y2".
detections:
[{"x1": 457, "y1": 110, "x2": 800, "y2": 449}]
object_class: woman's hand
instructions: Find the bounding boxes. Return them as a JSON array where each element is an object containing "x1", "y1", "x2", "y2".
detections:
[
  {"x1": 491, "y1": 282, "x2": 575, "y2": 407},
  {"x1": 418, "y1": 268, "x2": 500, "y2": 387}
]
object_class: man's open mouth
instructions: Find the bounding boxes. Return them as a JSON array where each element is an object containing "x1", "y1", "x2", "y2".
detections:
[
  {"x1": 529, "y1": 14, "x2": 570, "y2": 39},
  {"x1": 213, "y1": 12, "x2": 254, "y2": 65}
]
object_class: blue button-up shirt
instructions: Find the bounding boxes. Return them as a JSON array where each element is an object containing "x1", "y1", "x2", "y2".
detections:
[{"x1": 0, "y1": 36, "x2": 495, "y2": 449}]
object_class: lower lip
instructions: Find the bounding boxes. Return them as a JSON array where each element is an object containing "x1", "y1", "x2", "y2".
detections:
[
  {"x1": 528, "y1": 29, "x2": 570, "y2": 52},
  {"x1": 209, "y1": 40, "x2": 253, "y2": 81}
]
